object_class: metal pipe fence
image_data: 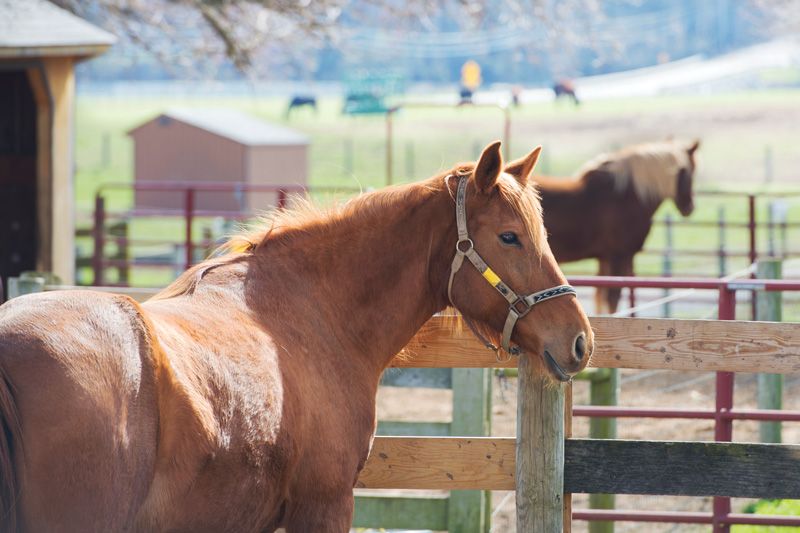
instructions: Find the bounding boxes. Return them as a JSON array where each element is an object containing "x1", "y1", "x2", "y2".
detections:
[
  {"x1": 88, "y1": 181, "x2": 361, "y2": 284},
  {"x1": 86, "y1": 184, "x2": 800, "y2": 288},
  {"x1": 567, "y1": 274, "x2": 800, "y2": 531}
]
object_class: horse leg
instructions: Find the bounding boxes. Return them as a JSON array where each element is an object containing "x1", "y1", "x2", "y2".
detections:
[
  {"x1": 606, "y1": 255, "x2": 634, "y2": 315},
  {"x1": 595, "y1": 259, "x2": 611, "y2": 315},
  {"x1": 283, "y1": 493, "x2": 354, "y2": 533}
]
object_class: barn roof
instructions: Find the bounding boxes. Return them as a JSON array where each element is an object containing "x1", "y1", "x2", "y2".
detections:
[
  {"x1": 129, "y1": 108, "x2": 310, "y2": 147},
  {"x1": 0, "y1": 0, "x2": 115, "y2": 58}
]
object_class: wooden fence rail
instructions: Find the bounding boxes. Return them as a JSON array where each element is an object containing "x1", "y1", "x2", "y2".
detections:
[
  {"x1": 394, "y1": 316, "x2": 800, "y2": 373},
  {"x1": 362, "y1": 315, "x2": 800, "y2": 531},
  {"x1": 359, "y1": 437, "x2": 800, "y2": 499}
]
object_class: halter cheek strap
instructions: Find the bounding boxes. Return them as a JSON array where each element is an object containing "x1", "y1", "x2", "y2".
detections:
[{"x1": 446, "y1": 175, "x2": 577, "y2": 357}]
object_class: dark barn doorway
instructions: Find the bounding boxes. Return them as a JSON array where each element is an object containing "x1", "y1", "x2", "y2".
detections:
[{"x1": 0, "y1": 70, "x2": 38, "y2": 294}]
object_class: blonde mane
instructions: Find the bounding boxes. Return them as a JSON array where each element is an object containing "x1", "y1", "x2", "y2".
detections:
[
  {"x1": 576, "y1": 141, "x2": 692, "y2": 203},
  {"x1": 153, "y1": 165, "x2": 546, "y2": 301}
]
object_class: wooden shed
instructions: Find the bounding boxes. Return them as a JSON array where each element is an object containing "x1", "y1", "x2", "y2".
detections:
[
  {"x1": 0, "y1": 0, "x2": 114, "y2": 287},
  {"x1": 128, "y1": 108, "x2": 309, "y2": 213}
]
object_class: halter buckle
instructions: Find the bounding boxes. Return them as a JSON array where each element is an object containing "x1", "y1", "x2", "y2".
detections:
[
  {"x1": 455, "y1": 238, "x2": 474, "y2": 254},
  {"x1": 510, "y1": 296, "x2": 532, "y2": 318}
]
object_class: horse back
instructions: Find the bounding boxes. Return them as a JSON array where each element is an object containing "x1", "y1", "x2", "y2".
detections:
[
  {"x1": 537, "y1": 172, "x2": 614, "y2": 261},
  {"x1": 537, "y1": 170, "x2": 654, "y2": 262},
  {"x1": 0, "y1": 290, "x2": 160, "y2": 531}
]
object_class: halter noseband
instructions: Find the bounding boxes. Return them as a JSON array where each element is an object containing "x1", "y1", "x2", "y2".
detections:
[{"x1": 446, "y1": 174, "x2": 577, "y2": 358}]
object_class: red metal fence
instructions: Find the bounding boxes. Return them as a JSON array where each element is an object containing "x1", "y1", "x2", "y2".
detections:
[
  {"x1": 89, "y1": 181, "x2": 361, "y2": 285},
  {"x1": 86, "y1": 183, "x2": 800, "y2": 288},
  {"x1": 569, "y1": 275, "x2": 800, "y2": 531}
]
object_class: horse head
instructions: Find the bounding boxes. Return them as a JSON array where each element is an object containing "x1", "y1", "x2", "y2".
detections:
[
  {"x1": 675, "y1": 139, "x2": 700, "y2": 217},
  {"x1": 446, "y1": 141, "x2": 593, "y2": 382}
]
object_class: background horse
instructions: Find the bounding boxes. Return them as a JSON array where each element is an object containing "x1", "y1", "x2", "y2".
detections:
[
  {"x1": 553, "y1": 79, "x2": 580, "y2": 106},
  {"x1": 285, "y1": 95, "x2": 317, "y2": 118},
  {"x1": 0, "y1": 142, "x2": 591, "y2": 532},
  {"x1": 537, "y1": 139, "x2": 700, "y2": 314}
]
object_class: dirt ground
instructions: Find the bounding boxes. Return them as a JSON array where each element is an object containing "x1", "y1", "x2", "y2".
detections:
[{"x1": 373, "y1": 364, "x2": 800, "y2": 533}]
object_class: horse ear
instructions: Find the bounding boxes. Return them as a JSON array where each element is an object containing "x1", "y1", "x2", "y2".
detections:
[
  {"x1": 688, "y1": 139, "x2": 701, "y2": 155},
  {"x1": 504, "y1": 146, "x2": 542, "y2": 186},
  {"x1": 473, "y1": 141, "x2": 503, "y2": 194}
]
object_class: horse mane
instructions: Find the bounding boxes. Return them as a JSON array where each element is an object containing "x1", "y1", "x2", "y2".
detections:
[
  {"x1": 576, "y1": 141, "x2": 691, "y2": 203},
  {"x1": 152, "y1": 163, "x2": 546, "y2": 301},
  {"x1": 152, "y1": 185, "x2": 439, "y2": 301}
]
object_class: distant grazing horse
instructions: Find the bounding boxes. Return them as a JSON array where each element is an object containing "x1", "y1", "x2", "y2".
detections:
[
  {"x1": 0, "y1": 142, "x2": 592, "y2": 532},
  {"x1": 537, "y1": 139, "x2": 700, "y2": 314},
  {"x1": 553, "y1": 79, "x2": 580, "y2": 106},
  {"x1": 285, "y1": 95, "x2": 317, "y2": 118}
]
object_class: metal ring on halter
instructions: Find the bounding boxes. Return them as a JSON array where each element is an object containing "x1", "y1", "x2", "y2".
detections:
[
  {"x1": 455, "y1": 239, "x2": 474, "y2": 253},
  {"x1": 495, "y1": 349, "x2": 514, "y2": 363}
]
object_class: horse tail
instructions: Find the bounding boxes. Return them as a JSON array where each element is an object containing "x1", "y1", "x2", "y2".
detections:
[{"x1": 0, "y1": 366, "x2": 21, "y2": 531}]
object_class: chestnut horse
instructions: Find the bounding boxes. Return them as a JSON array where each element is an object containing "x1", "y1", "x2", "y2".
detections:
[
  {"x1": 537, "y1": 139, "x2": 700, "y2": 314},
  {"x1": 0, "y1": 142, "x2": 592, "y2": 532}
]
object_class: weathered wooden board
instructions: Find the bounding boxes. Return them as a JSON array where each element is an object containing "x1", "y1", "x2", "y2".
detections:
[
  {"x1": 516, "y1": 358, "x2": 565, "y2": 532},
  {"x1": 351, "y1": 494, "x2": 448, "y2": 530},
  {"x1": 564, "y1": 439, "x2": 800, "y2": 498},
  {"x1": 358, "y1": 437, "x2": 800, "y2": 498},
  {"x1": 392, "y1": 316, "x2": 800, "y2": 374},
  {"x1": 356, "y1": 437, "x2": 515, "y2": 490},
  {"x1": 380, "y1": 367, "x2": 452, "y2": 389},
  {"x1": 376, "y1": 420, "x2": 450, "y2": 436}
]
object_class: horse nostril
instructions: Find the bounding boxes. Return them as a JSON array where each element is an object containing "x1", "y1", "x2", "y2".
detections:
[{"x1": 574, "y1": 333, "x2": 586, "y2": 361}]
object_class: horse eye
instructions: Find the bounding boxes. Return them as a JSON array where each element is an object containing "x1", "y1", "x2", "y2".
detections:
[{"x1": 499, "y1": 232, "x2": 520, "y2": 246}]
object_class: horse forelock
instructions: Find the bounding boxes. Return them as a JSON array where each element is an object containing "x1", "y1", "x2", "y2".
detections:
[
  {"x1": 496, "y1": 172, "x2": 546, "y2": 257},
  {"x1": 578, "y1": 141, "x2": 692, "y2": 204}
]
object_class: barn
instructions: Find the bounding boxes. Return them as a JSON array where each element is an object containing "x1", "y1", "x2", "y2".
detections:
[
  {"x1": 128, "y1": 108, "x2": 309, "y2": 213},
  {"x1": 0, "y1": 0, "x2": 114, "y2": 288}
]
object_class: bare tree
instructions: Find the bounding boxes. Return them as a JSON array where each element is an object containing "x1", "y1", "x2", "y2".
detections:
[
  {"x1": 54, "y1": 0, "x2": 346, "y2": 75},
  {"x1": 748, "y1": 0, "x2": 800, "y2": 35},
  {"x1": 55, "y1": 0, "x2": 699, "y2": 79}
]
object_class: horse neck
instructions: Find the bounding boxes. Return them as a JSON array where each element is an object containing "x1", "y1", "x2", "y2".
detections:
[{"x1": 249, "y1": 182, "x2": 455, "y2": 371}]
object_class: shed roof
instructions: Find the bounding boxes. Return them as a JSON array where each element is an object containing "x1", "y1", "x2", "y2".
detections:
[
  {"x1": 130, "y1": 108, "x2": 310, "y2": 147},
  {"x1": 0, "y1": 0, "x2": 115, "y2": 58}
]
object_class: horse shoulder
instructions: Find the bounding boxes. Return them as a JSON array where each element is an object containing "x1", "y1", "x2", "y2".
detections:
[{"x1": 134, "y1": 298, "x2": 294, "y2": 530}]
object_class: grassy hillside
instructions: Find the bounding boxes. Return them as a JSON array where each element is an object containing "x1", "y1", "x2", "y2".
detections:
[{"x1": 74, "y1": 90, "x2": 800, "y2": 286}]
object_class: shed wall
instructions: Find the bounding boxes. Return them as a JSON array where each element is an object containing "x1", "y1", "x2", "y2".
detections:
[
  {"x1": 133, "y1": 120, "x2": 246, "y2": 213},
  {"x1": 245, "y1": 145, "x2": 308, "y2": 210}
]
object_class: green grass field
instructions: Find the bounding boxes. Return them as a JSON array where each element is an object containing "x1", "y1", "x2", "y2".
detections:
[
  {"x1": 74, "y1": 90, "x2": 800, "y2": 288},
  {"x1": 734, "y1": 500, "x2": 800, "y2": 532}
]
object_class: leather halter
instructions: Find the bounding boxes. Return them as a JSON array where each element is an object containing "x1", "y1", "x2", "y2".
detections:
[{"x1": 446, "y1": 174, "x2": 577, "y2": 359}]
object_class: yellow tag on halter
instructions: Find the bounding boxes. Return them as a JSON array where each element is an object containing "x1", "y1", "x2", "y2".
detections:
[{"x1": 482, "y1": 267, "x2": 502, "y2": 287}]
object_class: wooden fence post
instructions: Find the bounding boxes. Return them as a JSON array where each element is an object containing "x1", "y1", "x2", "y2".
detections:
[
  {"x1": 449, "y1": 368, "x2": 492, "y2": 532},
  {"x1": 756, "y1": 259, "x2": 783, "y2": 443},
  {"x1": 589, "y1": 369, "x2": 618, "y2": 533},
  {"x1": 355, "y1": 366, "x2": 491, "y2": 531},
  {"x1": 767, "y1": 203, "x2": 776, "y2": 258},
  {"x1": 344, "y1": 138, "x2": 354, "y2": 178},
  {"x1": 517, "y1": 353, "x2": 565, "y2": 532},
  {"x1": 662, "y1": 213, "x2": 673, "y2": 317},
  {"x1": 405, "y1": 140, "x2": 415, "y2": 181},
  {"x1": 93, "y1": 195, "x2": 106, "y2": 286},
  {"x1": 717, "y1": 205, "x2": 727, "y2": 277}
]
